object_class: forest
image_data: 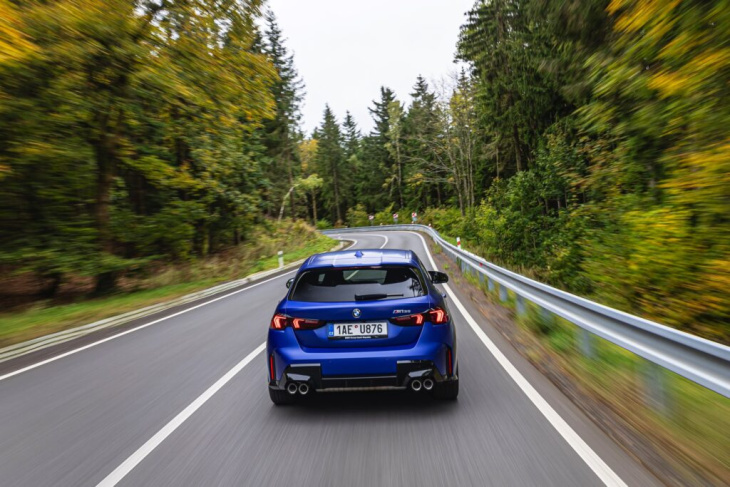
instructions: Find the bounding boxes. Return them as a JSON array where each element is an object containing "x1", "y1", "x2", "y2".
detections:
[{"x1": 1, "y1": 0, "x2": 728, "y2": 340}]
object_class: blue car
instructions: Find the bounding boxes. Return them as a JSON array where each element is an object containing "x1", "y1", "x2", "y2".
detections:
[{"x1": 266, "y1": 248, "x2": 459, "y2": 404}]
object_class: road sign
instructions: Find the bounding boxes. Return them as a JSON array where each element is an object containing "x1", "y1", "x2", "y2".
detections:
[
  {"x1": 393, "y1": 213, "x2": 398, "y2": 224},
  {"x1": 368, "y1": 215, "x2": 374, "y2": 220},
  {"x1": 412, "y1": 212, "x2": 417, "y2": 218}
]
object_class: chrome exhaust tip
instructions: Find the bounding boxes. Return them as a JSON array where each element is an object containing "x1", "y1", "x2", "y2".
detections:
[
  {"x1": 298, "y1": 383, "x2": 310, "y2": 395},
  {"x1": 423, "y1": 378, "x2": 434, "y2": 391},
  {"x1": 286, "y1": 382, "x2": 298, "y2": 395},
  {"x1": 410, "y1": 380, "x2": 422, "y2": 392}
]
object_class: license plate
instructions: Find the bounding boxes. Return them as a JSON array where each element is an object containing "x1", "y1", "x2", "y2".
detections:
[{"x1": 328, "y1": 322, "x2": 388, "y2": 339}]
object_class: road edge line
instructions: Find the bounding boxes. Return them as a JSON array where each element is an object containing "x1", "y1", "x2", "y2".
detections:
[
  {"x1": 409, "y1": 230, "x2": 627, "y2": 487},
  {"x1": 0, "y1": 240, "x2": 356, "y2": 381}
]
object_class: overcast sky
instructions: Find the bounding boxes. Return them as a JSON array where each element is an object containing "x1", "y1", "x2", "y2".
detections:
[{"x1": 266, "y1": 0, "x2": 475, "y2": 136}]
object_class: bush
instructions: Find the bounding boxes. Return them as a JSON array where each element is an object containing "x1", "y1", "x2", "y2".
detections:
[
  {"x1": 315, "y1": 219, "x2": 332, "y2": 230},
  {"x1": 346, "y1": 204, "x2": 369, "y2": 227}
]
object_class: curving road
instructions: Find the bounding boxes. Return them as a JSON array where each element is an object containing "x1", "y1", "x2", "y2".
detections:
[{"x1": 0, "y1": 231, "x2": 662, "y2": 487}]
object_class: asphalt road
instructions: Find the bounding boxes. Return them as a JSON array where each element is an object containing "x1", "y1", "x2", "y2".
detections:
[{"x1": 0, "y1": 231, "x2": 663, "y2": 487}]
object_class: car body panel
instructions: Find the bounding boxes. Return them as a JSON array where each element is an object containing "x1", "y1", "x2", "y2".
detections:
[{"x1": 266, "y1": 248, "x2": 458, "y2": 394}]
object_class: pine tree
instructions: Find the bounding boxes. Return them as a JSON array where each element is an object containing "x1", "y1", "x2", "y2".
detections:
[
  {"x1": 403, "y1": 75, "x2": 440, "y2": 207},
  {"x1": 355, "y1": 87, "x2": 397, "y2": 212},
  {"x1": 314, "y1": 106, "x2": 346, "y2": 223},
  {"x1": 261, "y1": 10, "x2": 305, "y2": 218}
]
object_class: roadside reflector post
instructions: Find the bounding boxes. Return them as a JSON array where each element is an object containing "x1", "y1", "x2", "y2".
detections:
[
  {"x1": 278, "y1": 250, "x2": 284, "y2": 269},
  {"x1": 516, "y1": 295, "x2": 526, "y2": 315},
  {"x1": 579, "y1": 329, "x2": 595, "y2": 359},
  {"x1": 540, "y1": 307, "x2": 551, "y2": 321},
  {"x1": 457, "y1": 237, "x2": 461, "y2": 249},
  {"x1": 499, "y1": 284, "x2": 508, "y2": 302},
  {"x1": 642, "y1": 361, "x2": 671, "y2": 415}
]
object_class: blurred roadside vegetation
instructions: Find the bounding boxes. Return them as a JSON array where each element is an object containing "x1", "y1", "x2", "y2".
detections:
[
  {"x1": 0, "y1": 1, "x2": 312, "y2": 305},
  {"x1": 0, "y1": 221, "x2": 334, "y2": 348},
  {"x1": 334, "y1": 1, "x2": 728, "y2": 343},
  {"x1": 1, "y1": 0, "x2": 728, "y2": 344},
  {"x1": 454, "y1": 264, "x2": 730, "y2": 485}
]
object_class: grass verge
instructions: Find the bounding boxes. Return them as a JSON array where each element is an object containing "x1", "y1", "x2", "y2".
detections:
[{"x1": 0, "y1": 222, "x2": 335, "y2": 349}]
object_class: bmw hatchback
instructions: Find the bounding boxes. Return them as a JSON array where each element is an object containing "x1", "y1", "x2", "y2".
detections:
[{"x1": 266, "y1": 248, "x2": 458, "y2": 404}]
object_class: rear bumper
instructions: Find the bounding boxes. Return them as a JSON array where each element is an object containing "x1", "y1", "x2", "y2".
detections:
[
  {"x1": 267, "y1": 322, "x2": 456, "y2": 381},
  {"x1": 269, "y1": 360, "x2": 457, "y2": 391}
]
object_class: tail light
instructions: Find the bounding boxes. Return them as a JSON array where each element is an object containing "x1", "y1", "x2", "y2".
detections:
[
  {"x1": 271, "y1": 314, "x2": 288, "y2": 330},
  {"x1": 427, "y1": 307, "x2": 449, "y2": 324},
  {"x1": 270, "y1": 313, "x2": 325, "y2": 330},
  {"x1": 390, "y1": 307, "x2": 449, "y2": 326},
  {"x1": 390, "y1": 313, "x2": 425, "y2": 326},
  {"x1": 446, "y1": 347, "x2": 453, "y2": 376},
  {"x1": 291, "y1": 318, "x2": 325, "y2": 330},
  {"x1": 269, "y1": 354, "x2": 276, "y2": 381}
]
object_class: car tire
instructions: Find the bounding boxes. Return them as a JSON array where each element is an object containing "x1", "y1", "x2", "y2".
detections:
[
  {"x1": 433, "y1": 378, "x2": 459, "y2": 400},
  {"x1": 269, "y1": 388, "x2": 295, "y2": 405}
]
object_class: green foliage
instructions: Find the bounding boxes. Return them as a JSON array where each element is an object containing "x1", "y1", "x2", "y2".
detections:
[
  {"x1": 315, "y1": 219, "x2": 332, "y2": 230},
  {"x1": 346, "y1": 204, "x2": 369, "y2": 228},
  {"x1": 0, "y1": 0, "x2": 291, "y2": 297}
]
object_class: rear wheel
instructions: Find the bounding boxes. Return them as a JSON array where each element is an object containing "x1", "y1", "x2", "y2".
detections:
[
  {"x1": 433, "y1": 379, "x2": 459, "y2": 400},
  {"x1": 269, "y1": 388, "x2": 295, "y2": 405}
]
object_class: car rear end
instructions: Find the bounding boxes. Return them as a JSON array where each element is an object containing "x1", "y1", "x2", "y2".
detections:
[{"x1": 266, "y1": 249, "x2": 458, "y2": 404}]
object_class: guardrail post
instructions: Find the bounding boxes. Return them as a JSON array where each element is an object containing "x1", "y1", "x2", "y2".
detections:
[
  {"x1": 516, "y1": 295, "x2": 526, "y2": 315},
  {"x1": 499, "y1": 284, "x2": 508, "y2": 302},
  {"x1": 277, "y1": 250, "x2": 284, "y2": 269},
  {"x1": 488, "y1": 277, "x2": 495, "y2": 292},
  {"x1": 642, "y1": 361, "x2": 671, "y2": 415},
  {"x1": 579, "y1": 329, "x2": 595, "y2": 359}
]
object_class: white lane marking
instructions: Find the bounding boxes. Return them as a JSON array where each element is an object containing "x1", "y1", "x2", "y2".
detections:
[
  {"x1": 0, "y1": 274, "x2": 293, "y2": 382},
  {"x1": 94, "y1": 234, "x2": 387, "y2": 484},
  {"x1": 96, "y1": 342, "x2": 266, "y2": 487},
  {"x1": 407, "y1": 231, "x2": 627, "y2": 487},
  {"x1": 0, "y1": 237, "x2": 372, "y2": 382},
  {"x1": 344, "y1": 233, "x2": 388, "y2": 249}
]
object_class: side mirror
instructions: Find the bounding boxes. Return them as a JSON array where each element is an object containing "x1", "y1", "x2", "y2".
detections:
[
  {"x1": 429, "y1": 271, "x2": 449, "y2": 284},
  {"x1": 286, "y1": 278, "x2": 294, "y2": 289}
]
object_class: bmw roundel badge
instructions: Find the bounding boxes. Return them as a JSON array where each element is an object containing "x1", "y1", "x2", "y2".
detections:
[{"x1": 352, "y1": 308, "x2": 361, "y2": 318}]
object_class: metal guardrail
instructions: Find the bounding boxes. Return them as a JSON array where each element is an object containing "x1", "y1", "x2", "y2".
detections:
[{"x1": 324, "y1": 225, "x2": 730, "y2": 399}]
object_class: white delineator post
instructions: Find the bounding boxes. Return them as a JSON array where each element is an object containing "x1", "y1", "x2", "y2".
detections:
[
  {"x1": 278, "y1": 250, "x2": 284, "y2": 268},
  {"x1": 457, "y1": 237, "x2": 461, "y2": 249}
]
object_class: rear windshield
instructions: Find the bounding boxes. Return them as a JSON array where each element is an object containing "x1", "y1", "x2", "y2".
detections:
[{"x1": 290, "y1": 266, "x2": 426, "y2": 302}]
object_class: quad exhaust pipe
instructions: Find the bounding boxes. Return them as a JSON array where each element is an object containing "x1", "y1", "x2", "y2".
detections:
[
  {"x1": 298, "y1": 383, "x2": 310, "y2": 395},
  {"x1": 286, "y1": 382, "x2": 298, "y2": 395},
  {"x1": 423, "y1": 378, "x2": 434, "y2": 391},
  {"x1": 410, "y1": 380, "x2": 422, "y2": 392}
]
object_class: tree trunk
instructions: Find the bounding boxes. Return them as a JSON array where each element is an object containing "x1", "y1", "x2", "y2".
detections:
[
  {"x1": 513, "y1": 124, "x2": 522, "y2": 172},
  {"x1": 93, "y1": 128, "x2": 118, "y2": 295},
  {"x1": 333, "y1": 163, "x2": 342, "y2": 223},
  {"x1": 311, "y1": 189, "x2": 318, "y2": 224},
  {"x1": 278, "y1": 185, "x2": 296, "y2": 223}
]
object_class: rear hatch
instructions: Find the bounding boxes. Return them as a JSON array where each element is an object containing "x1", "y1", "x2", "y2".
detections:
[{"x1": 285, "y1": 265, "x2": 432, "y2": 349}]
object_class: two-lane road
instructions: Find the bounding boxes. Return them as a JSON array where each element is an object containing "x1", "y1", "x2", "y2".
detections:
[{"x1": 0, "y1": 232, "x2": 661, "y2": 486}]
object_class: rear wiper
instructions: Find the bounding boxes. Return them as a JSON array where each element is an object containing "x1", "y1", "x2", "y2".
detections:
[{"x1": 354, "y1": 293, "x2": 404, "y2": 301}]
